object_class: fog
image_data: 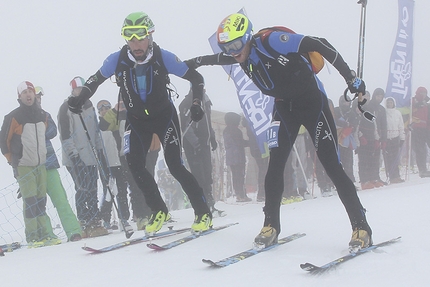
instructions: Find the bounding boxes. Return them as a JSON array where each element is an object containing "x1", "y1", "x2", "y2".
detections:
[{"x1": 0, "y1": 0, "x2": 428, "y2": 183}]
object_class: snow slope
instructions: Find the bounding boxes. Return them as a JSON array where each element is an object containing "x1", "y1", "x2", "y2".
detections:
[{"x1": 1, "y1": 175, "x2": 429, "y2": 287}]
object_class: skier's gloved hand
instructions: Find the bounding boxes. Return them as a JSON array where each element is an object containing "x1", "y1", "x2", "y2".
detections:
[
  {"x1": 347, "y1": 71, "x2": 366, "y2": 95},
  {"x1": 190, "y1": 99, "x2": 204, "y2": 122},
  {"x1": 68, "y1": 95, "x2": 88, "y2": 114}
]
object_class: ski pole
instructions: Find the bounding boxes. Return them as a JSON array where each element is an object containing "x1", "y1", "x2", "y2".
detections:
[
  {"x1": 344, "y1": 0, "x2": 375, "y2": 122},
  {"x1": 78, "y1": 113, "x2": 134, "y2": 239}
]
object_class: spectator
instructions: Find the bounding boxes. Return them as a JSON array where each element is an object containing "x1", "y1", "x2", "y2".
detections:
[
  {"x1": 410, "y1": 87, "x2": 430, "y2": 177},
  {"x1": 0, "y1": 81, "x2": 59, "y2": 248},
  {"x1": 58, "y1": 76, "x2": 108, "y2": 238},
  {"x1": 385, "y1": 97, "x2": 405, "y2": 183},
  {"x1": 357, "y1": 89, "x2": 387, "y2": 189},
  {"x1": 35, "y1": 86, "x2": 82, "y2": 242},
  {"x1": 179, "y1": 88, "x2": 223, "y2": 216},
  {"x1": 97, "y1": 100, "x2": 155, "y2": 230},
  {"x1": 223, "y1": 112, "x2": 251, "y2": 202},
  {"x1": 97, "y1": 100, "x2": 133, "y2": 233},
  {"x1": 334, "y1": 95, "x2": 360, "y2": 184}
]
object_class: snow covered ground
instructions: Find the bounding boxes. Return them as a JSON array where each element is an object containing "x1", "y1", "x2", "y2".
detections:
[{"x1": 2, "y1": 174, "x2": 429, "y2": 287}]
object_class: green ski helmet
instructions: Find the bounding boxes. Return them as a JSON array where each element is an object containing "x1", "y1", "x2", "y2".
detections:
[{"x1": 121, "y1": 12, "x2": 155, "y2": 41}]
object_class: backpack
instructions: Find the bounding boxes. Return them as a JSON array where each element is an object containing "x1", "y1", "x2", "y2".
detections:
[{"x1": 255, "y1": 26, "x2": 324, "y2": 74}]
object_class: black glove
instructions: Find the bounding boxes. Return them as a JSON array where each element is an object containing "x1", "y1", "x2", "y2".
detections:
[
  {"x1": 68, "y1": 95, "x2": 87, "y2": 114},
  {"x1": 190, "y1": 99, "x2": 204, "y2": 122},
  {"x1": 210, "y1": 136, "x2": 218, "y2": 151},
  {"x1": 347, "y1": 76, "x2": 366, "y2": 95}
]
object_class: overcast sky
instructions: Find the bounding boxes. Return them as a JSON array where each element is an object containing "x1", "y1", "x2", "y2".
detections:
[{"x1": 0, "y1": 0, "x2": 428, "y2": 182}]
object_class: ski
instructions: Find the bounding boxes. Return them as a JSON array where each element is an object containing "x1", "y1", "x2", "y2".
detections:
[
  {"x1": 82, "y1": 227, "x2": 190, "y2": 253},
  {"x1": 147, "y1": 222, "x2": 238, "y2": 251},
  {"x1": 202, "y1": 232, "x2": 306, "y2": 268},
  {"x1": 300, "y1": 236, "x2": 401, "y2": 273},
  {"x1": 0, "y1": 242, "x2": 21, "y2": 253}
]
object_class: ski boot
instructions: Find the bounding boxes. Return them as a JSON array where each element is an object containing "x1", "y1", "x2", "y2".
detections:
[
  {"x1": 191, "y1": 213, "x2": 213, "y2": 234},
  {"x1": 349, "y1": 229, "x2": 372, "y2": 253},
  {"x1": 145, "y1": 210, "x2": 167, "y2": 236},
  {"x1": 254, "y1": 225, "x2": 278, "y2": 249}
]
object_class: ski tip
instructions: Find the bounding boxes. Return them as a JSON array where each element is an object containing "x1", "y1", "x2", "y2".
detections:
[
  {"x1": 202, "y1": 259, "x2": 223, "y2": 268},
  {"x1": 147, "y1": 243, "x2": 165, "y2": 251},
  {"x1": 300, "y1": 262, "x2": 322, "y2": 273}
]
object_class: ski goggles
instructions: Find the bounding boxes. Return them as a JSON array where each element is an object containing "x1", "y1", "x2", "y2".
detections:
[
  {"x1": 219, "y1": 37, "x2": 246, "y2": 55},
  {"x1": 121, "y1": 25, "x2": 149, "y2": 41},
  {"x1": 35, "y1": 86, "x2": 44, "y2": 96},
  {"x1": 97, "y1": 103, "x2": 111, "y2": 111}
]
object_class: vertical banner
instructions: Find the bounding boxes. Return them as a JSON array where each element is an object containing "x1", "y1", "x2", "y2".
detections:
[
  {"x1": 208, "y1": 9, "x2": 273, "y2": 157},
  {"x1": 385, "y1": 0, "x2": 414, "y2": 110}
]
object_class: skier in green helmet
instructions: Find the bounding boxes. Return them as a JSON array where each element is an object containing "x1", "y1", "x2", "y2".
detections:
[{"x1": 68, "y1": 12, "x2": 212, "y2": 236}]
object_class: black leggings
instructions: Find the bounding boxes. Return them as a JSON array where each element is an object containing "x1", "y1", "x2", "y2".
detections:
[
  {"x1": 125, "y1": 103, "x2": 209, "y2": 215},
  {"x1": 264, "y1": 80, "x2": 370, "y2": 235}
]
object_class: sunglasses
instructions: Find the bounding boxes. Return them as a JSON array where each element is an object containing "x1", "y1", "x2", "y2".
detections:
[
  {"x1": 219, "y1": 38, "x2": 246, "y2": 55},
  {"x1": 122, "y1": 25, "x2": 149, "y2": 41},
  {"x1": 97, "y1": 103, "x2": 111, "y2": 111}
]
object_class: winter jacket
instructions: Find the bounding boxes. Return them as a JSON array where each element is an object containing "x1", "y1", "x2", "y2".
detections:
[
  {"x1": 411, "y1": 96, "x2": 429, "y2": 130},
  {"x1": 385, "y1": 98, "x2": 405, "y2": 141},
  {"x1": 57, "y1": 99, "x2": 103, "y2": 167},
  {"x1": 100, "y1": 130, "x2": 121, "y2": 167},
  {"x1": 0, "y1": 101, "x2": 47, "y2": 167},
  {"x1": 359, "y1": 99, "x2": 386, "y2": 142}
]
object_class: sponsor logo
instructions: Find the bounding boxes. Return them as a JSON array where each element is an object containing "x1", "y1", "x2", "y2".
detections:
[
  {"x1": 164, "y1": 127, "x2": 179, "y2": 146},
  {"x1": 280, "y1": 34, "x2": 289, "y2": 42},
  {"x1": 277, "y1": 55, "x2": 289, "y2": 66},
  {"x1": 314, "y1": 121, "x2": 333, "y2": 149}
]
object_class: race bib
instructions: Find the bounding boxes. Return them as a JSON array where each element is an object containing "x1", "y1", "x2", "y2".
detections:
[
  {"x1": 267, "y1": 121, "x2": 280, "y2": 149},
  {"x1": 123, "y1": 130, "x2": 131, "y2": 155}
]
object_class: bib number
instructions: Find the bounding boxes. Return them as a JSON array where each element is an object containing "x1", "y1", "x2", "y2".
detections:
[
  {"x1": 267, "y1": 121, "x2": 280, "y2": 149},
  {"x1": 123, "y1": 130, "x2": 131, "y2": 155}
]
